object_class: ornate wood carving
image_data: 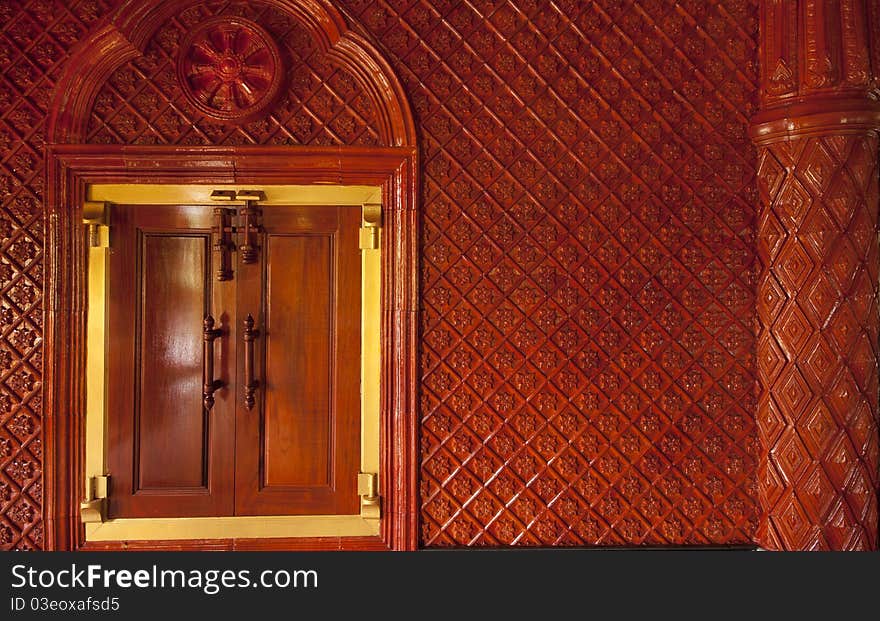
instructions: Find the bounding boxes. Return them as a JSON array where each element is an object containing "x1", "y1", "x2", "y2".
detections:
[
  {"x1": 10, "y1": 0, "x2": 764, "y2": 550},
  {"x1": 47, "y1": 0, "x2": 416, "y2": 146},
  {"x1": 752, "y1": 0, "x2": 880, "y2": 550},
  {"x1": 177, "y1": 17, "x2": 284, "y2": 123},
  {"x1": 754, "y1": 134, "x2": 879, "y2": 550},
  {"x1": 41, "y1": 0, "x2": 418, "y2": 552},
  {"x1": 760, "y1": 0, "x2": 879, "y2": 104},
  {"x1": 391, "y1": 2, "x2": 761, "y2": 546}
]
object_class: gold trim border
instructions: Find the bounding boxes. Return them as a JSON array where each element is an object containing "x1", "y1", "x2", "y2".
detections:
[
  {"x1": 88, "y1": 184, "x2": 382, "y2": 206},
  {"x1": 85, "y1": 515, "x2": 379, "y2": 541}
]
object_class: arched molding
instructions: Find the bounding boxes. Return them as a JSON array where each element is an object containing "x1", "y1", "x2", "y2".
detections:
[{"x1": 47, "y1": 0, "x2": 416, "y2": 147}]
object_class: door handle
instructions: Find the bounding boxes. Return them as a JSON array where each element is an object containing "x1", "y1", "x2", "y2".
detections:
[
  {"x1": 243, "y1": 313, "x2": 259, "y2": 410},
  {"x1": 202, "y1": 315, "x2": 224, "y2": 410}
]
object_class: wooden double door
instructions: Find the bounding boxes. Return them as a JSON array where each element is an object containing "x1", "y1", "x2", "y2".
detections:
[{"x1": 106, "y1": 202, "x2": 361, "y2": 519}]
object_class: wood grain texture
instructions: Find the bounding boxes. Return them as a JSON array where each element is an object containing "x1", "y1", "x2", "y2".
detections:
[
  {"x1": 264, "y1": 234, "x2": 332, "y2": 488},
  {"x1": 136, "y1": 233, "x2": 208, "y2": 490},
  {"x1": 107, "y1": 203, "x2": 362, "y2": 520}
]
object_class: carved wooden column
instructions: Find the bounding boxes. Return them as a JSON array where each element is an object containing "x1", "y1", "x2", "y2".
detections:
[{"x1": 751, "y1": 0, "x2": 880, "y2": 550}]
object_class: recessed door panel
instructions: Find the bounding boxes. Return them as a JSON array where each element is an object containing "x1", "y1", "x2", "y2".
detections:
[
  {"x1": 107, "y1": 205, "x2": 235, "y2": 519},
  {"x1": 263, "y1": 234, "x2": 332, "y2": 488},
  {"x1": 105, "y1": 201, "x2": 361, "y2": 520},
  {"x1": 137, "y1": 233, "x2": 209, "y2": 489}
]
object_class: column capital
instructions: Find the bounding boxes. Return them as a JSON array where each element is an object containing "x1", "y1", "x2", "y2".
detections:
[{"x1": 757, "y1": 0, "x2": 880, "y2": 109}]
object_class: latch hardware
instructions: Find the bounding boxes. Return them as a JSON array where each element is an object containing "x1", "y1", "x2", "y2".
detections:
[
  {"x1": 211, "y1": 207, "x2": 235, "y2": 281},
  {"x1": 210, "y1": 189, "x2": 266, "y2": 268},
  {"x1": 237, "y1": 191, "x2": 263, "y2": 264},
  {"x1": 358, "y1": 472, "x2": 380, "y2": 518}
]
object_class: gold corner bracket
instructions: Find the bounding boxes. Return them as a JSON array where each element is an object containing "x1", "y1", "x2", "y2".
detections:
[
  {"x1": 358, "y1": 472, "x2": 380, "y2": 519},
  {"x1": 359, "y1": 197, "x2": 381, "y2": 522},
  {"x1": 83, "y1": 201, "x2": 109, "y2": 248},
  {"x1": 359, "y1": 202, "x2": 382, "y2": 250},
  {"x1": 80, "y1": 475, "x2": 109, "y2": 524}
]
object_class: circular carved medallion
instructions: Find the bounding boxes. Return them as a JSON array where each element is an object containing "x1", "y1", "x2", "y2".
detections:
[{"x1": 177, "y1": 17, "x2": 283, "y2": 122}]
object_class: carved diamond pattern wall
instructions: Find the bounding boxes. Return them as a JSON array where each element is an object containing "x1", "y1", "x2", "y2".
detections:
[
  {"x1": 0, "y1": 0, "x2": 120, "y2": 550},
  {"x1": 341, "y1": 0, "x2": 761, "y2": 546},
  {"x1": 0, "y1": 0, "x2": 762, "y2": 549}
]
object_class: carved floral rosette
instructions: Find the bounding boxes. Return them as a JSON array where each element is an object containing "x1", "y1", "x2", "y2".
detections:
[{"x1": 177, "y1": 17, "x2": 283, "y2": 123}]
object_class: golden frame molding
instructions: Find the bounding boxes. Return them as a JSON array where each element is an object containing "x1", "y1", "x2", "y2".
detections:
[{"x1": 81, "y1": 183, "x2": 382, "y2": 542}]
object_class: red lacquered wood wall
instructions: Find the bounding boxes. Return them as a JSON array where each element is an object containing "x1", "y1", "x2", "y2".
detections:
[
  {"x1": 0, "y1": 0, "x2": 875, "y2": 550},
  {"x1": 3, "y1": 0, "x2": 759, "y2": 550}
]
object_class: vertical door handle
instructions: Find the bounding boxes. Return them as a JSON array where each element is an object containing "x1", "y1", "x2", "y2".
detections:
[
  {"x1": 243, "y1": 313, "x2": 259, "y2": 410},
  {"x1": 202, "y1": 315, "x2": 224, "y2": 410}
]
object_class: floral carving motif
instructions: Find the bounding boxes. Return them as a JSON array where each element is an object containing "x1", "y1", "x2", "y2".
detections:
[
  {"x1": 88, "y1": 2, "x2": 379, "y2": 146},
  {"x1": 177, "y1": 17, "x2": 283, "y2": 122},
  {"x1": 1, "y1": 0, "x2": 770, "y2": 550}
]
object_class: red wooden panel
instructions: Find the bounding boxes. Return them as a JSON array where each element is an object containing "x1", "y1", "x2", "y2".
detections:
[
  {"x1": 754, "y1": 133, "x2": 880, "y2": 550},
  {"x1": 753, "y1": 1, "x2": 880, "y2": 550},
  {"x1": 107, "y1": 205, "x2": 235, "y2": 520},
  {"x1": 263, "y1": 234, "x2": 332, "y2": 488},
  {"x1": 137, "y1": 233, "x2": 209, "y2": 490}
]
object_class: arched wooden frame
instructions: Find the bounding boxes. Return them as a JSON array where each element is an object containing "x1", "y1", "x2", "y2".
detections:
[
  {"x1": 47, "y1": 0, "x2": 416, "y2": 146},
  {"x1": 43, "y1": 0, "x2": 418, "y2": 551}
]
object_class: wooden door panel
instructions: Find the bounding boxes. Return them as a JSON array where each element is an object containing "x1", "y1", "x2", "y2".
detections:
[
  {"x1": 137, "y1": 233, "x2": 209, "y2": 489},
  {"x1": 108, "y1": 205, "x2": 235, "y2": 519},
  {"x1": 263, "y1": 235, "x2": 331, "y2": 488},
  {"x1": 235, "y1": 205, "x2": 361, "y2": 516}
]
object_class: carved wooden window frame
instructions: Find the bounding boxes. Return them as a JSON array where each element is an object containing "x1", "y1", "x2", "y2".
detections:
[
  {"x1": 44, "y1": 146, "x2": 418, "y2": 550},
  {"x1": 42, "y1": 0, "x2": 419, "y2": 551}
]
